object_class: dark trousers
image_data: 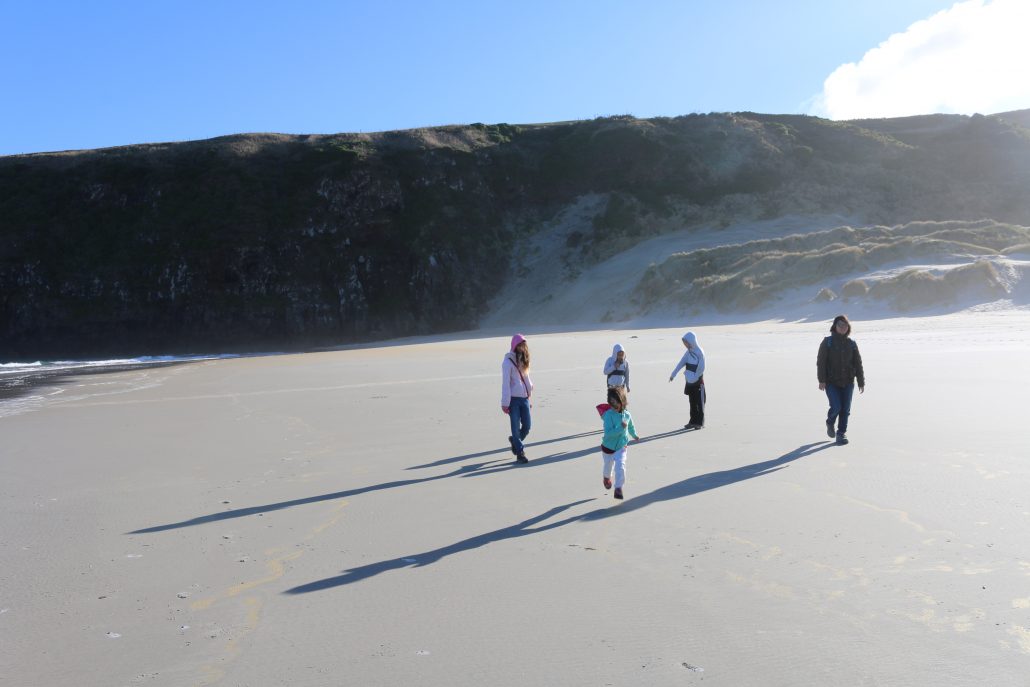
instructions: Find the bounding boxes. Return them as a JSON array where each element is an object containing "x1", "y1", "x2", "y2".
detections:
[
  {"x1": 508, "y1": 397, "x2": 531, "y2": 453},
  {"x1": 825, "y1": 383, "x2": 854, "y2": 436},
  {"x1": 684, "y1": 379, "x2": 705, "y2": 426}
]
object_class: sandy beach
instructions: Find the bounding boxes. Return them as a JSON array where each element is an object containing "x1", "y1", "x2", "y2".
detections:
[{"x1": 2, "y1": 311, "x2": 1030, "y2": 686}]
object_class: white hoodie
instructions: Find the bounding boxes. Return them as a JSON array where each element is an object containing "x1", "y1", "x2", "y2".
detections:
[
  {"x1": 603, "y1": 343, "x2": 630, "y2": 390},
  {"x1": 670, "y1": 331, "x2": 706, "y2": 384}
]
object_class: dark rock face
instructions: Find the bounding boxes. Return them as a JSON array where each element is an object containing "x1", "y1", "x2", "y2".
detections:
[{"x1": 2, "y1": 113, "x2": 1030, "y2": 359}]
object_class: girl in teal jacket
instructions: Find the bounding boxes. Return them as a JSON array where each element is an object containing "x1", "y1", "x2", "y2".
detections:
[{"x1": 600, "y1": 386, "x2": 640, "y2": 500}]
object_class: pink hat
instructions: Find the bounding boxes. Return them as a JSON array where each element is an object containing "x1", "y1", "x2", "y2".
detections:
[{"x1": 510, "y1": 333, "x2": 526, "y2": 351}]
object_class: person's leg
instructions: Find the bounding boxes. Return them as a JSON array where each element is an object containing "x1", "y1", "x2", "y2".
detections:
[
  {"x1": 696, "y1": 383, "x2": 706, "y2": 427},
  {"x1": 509, "y1": 398, "x2": 526, "y2": 454},
  {"x1": 602, "y1": 451, "x2": 614, "y2": 488},
  {"x1": 686, "y1": 383, "x2": 701, "y2": 426},
  {"x1": 837, "y1": 384, "x2": 855, "y2": 436},
  {"x1": 518, "y1": 397, "x2": 532, "y2": 442},
  {"x1": 613, "y1": 447, "x2": 627, "y2": 489},
  {"x1": 825, "y1": 384, "x2": 842, "y2": 428},
  {"x1": 683, "y1": 378, "x2": 692, "y2": 425}
]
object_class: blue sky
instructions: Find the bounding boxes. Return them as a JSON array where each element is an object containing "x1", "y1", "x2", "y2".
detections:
[{"x1": 2, "y1": 0, "x2": 1026, "y2": 155}]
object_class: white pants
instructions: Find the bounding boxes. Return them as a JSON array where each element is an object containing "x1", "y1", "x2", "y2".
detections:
[{"x1": 602, "y1": 446, "x2": 628, "y2": 488}]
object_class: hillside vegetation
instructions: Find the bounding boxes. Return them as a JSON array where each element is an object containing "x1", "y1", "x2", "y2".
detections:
[
  {"x1": 3, "y1": 111, "x2": 1030, "y2": 358},
  {"x1": 634, "y1": 220, "x2": 1030, "y2": 314}
]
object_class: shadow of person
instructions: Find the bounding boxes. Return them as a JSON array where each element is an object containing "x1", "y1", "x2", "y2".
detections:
[
  {"x1": 129, "y1": 429, "x2": 615, "y2": 534},
  {"x1": 283, "y1": 498, "x2": 596, "y2": 593},
  {"x1": 466, "y1": 425, "x2": 694, "y2": 477},
  {"x1": 635, "y1": 427, "x2": 692, "y2": 444},
  {"x1": 575, "y1": 441, "x2": 835, "y2": 521},
  {"x1": 127, "y1": 457, "x2": 510, "y2": 534},
  {"x1": 407, "y1": 429, "x2": 603, "y2": 470},
  {"x1": 282, "y1": 442, "x2": 832, "y2": 593}
]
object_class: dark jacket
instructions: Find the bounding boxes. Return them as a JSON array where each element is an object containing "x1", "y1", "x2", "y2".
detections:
[{"x1": 817, "y1": 333, "x2": 864, "y2": 387}]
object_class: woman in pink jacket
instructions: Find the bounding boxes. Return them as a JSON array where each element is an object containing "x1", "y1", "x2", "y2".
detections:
[{"x1": 501, "y1": 334, "x2": 534, "y2": 463}]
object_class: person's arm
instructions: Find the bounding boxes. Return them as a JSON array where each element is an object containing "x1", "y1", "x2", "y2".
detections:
[
  {"x1": 695, "y1": 352, "x2": 705, "y2": 378},
  {"x1": 603, "y1": 357, "x2": 615, "y2": 375},
  {"x1": 627, "y1": 414, "x2": 639, "y2": 440},
  {"x1": 854, "y1": 342, "x2": 865, "y2": 392},
  {"x1": 816, "y1": 339, "x2": 828, "y2": 389},
  {"x1": 625, "y1": 362, "x2": 630, "y2": 392},
  {"x1": 669, "y1": 352, "x2": 688, "y2": 381},
  {"x1": 501, "y1": 359, "x2": 512, "y2": 410},
  {"x1": 602, "y1": 411, "x2": 620, "y2": 439}
]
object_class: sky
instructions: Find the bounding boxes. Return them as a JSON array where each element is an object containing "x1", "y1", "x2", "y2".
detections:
[{"x1": 1, "y1": 0, "x2": 1028, "y2": 156}]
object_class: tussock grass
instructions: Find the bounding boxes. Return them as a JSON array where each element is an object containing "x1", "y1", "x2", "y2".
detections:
[
  {"x1": 634, "y1": 220, "x2": 1030, "y2": 312},
  {"x1": 868, "y1": 260, "x2": 1008, "y2": 311}
]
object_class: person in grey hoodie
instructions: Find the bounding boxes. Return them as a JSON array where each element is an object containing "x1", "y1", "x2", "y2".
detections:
[
  {"x1": 669, "y1": 331, "x2": 706, "y2": 429},
  {"x1": 603, "y1": 343, "x2": 630, "y2": 392}
]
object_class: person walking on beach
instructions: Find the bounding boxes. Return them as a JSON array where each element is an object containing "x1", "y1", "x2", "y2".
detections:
[
  {"x1": 669, "y1": 331, "x2": 706, "y2": 429},
  {"x1": 817, "y1": 315, "x2": 865, "y2": 445},
  {"x1": 501, "y1": 334, "x2": 534, "y2": 463},
  {"x1": 600, "y1": 386, "x2": 640, "y2": 500},
  {"x1": 603, "y1": 343, "x2": 630, "y2": 392}
]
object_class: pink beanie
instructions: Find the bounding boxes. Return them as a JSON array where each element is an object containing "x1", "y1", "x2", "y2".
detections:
[{"x1": 510, "y1": 333, "x2": 526, "y2": 351}]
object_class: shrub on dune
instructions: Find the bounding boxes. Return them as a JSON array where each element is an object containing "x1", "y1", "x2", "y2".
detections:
[{"x1": 841, "y1": 279, "x2": 869, "y2": 299}]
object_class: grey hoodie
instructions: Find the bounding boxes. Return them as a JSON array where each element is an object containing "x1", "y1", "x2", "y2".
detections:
[
  {"x1": 603, "y1": 343, "x2": 630, "y2": 390},
  {"x1": 670, "y1": 331, "x2": 706, "y2": 384}
]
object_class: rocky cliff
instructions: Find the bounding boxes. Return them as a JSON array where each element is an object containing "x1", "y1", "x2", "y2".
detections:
[{"x1": 3, "y1": 112, "x2": 1030, "y2": 358}]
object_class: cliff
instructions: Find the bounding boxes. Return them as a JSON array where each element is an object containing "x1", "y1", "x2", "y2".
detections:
[{"x1": 3, "y1": 111, "x2": 1030, "y2": 358}]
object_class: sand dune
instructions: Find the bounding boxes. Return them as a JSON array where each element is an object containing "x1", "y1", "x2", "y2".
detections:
[{"x1": 485, "y1": 216, "x2": 1030, "y2": 330}]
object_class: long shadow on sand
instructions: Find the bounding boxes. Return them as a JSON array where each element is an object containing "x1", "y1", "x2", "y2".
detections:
[
  {"x1": 283, "y1": 499, "x2": 597, "y2": 593},
  {"x1": 406, "y1": 429, "x2": 603, "y2": 470},
  {"x1": 458, "y1": 427, "x2": 690, "y2": 478},
  {"x1": 128, "y1": 456, "x2": 515, "y2": 534},
  {"x1": 283, "y1": 441, "x2": 832, "y2": 593},
  {"x1": 128, "y1": 427, "x2": 692, "y2": 535},
  {"x1": 128, "y1": 429, "x2": 618, "y2": 534}
]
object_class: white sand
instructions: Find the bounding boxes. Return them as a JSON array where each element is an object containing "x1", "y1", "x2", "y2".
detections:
[{"x1": 2, "y1": 311, "x2": 1030, "y2": 686}]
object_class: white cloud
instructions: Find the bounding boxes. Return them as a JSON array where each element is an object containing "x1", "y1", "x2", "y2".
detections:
[{"x1": 811, "y1": 0, "x2": 1030, "y2": 120}]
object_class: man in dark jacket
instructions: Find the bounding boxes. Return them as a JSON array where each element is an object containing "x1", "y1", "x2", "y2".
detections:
[{"x1": 817, "y1": 315, "x2": 865, "y2": 445}]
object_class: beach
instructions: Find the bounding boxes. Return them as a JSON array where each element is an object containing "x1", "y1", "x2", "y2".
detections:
[{"x1": 2, "y1": 311, "x2": 1029, "y2": 686}]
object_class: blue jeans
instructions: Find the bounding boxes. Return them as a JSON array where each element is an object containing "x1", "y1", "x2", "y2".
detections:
[
  {"x1": 825, "y1": 383, "x2": 855, "y2": 436},
  {"x1": 508, "y1": 397, "x2": 531, "y2": 454}
]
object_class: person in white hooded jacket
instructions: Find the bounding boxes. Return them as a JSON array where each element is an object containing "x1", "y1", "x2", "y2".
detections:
[
  {"x1": 669, "y1": 331, "x2": 706, "y2": 429},
  {"x1": 603, "y1": 343, "x2": 630, "y2": 392}
]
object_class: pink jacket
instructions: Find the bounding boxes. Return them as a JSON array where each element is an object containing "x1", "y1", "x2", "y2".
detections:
[{"x1": 501, "y1": 351, "x2": 533, "y2": 407}]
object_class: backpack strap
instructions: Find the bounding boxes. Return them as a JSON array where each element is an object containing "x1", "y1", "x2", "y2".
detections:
[{"x1": 512, "y1": 357, "x2": 531, "y2": 399}]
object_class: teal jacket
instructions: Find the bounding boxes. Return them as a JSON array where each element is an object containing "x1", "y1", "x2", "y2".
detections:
[{"x1": 602, "y1": 408, "x2": 639, "y2": 451}]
